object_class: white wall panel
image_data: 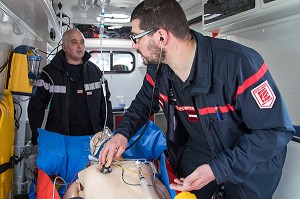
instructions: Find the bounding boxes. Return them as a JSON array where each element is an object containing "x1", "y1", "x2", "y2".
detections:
[
  {"x1": 221, "y1": 13, "x2": 300, "y2": 199},
  {"x1": 221, "y1": 14, "x2": 300, "y2": 125}
]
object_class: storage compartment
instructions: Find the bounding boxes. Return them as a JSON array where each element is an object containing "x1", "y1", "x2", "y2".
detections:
[
  {"x1": 202, "y1": 0, "x2": 300, "y2": 33},
  {"x1": 203, "y1": 0, "x2": 256, "y2": 26}
]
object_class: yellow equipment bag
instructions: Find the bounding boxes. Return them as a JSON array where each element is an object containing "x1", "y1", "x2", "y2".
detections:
[
  {"x1": 5, "y1": 45, "x2": 41, "y2": 95},
  {"x1": 0, "y1": 89, "x2": 15, "y2": 199}
]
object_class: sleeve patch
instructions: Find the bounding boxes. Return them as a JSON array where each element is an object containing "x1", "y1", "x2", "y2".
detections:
[{"x1": 251, "y1": 80, "x2": 276, "y2": 109}]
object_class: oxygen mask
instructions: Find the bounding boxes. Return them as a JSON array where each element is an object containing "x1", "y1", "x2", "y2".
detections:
[{"x1": 28, "y1": 55, "x2": 42, "y2": 84}]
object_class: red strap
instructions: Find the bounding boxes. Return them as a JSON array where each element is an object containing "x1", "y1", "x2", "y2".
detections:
[{"x1": 36, "y1": 168, "x2": 61, "y2": 199}]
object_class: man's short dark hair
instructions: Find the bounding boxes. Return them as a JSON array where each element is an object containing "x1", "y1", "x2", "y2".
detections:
[{"x1": 131, "y1": 0, "x2": 190, "y2": 40}]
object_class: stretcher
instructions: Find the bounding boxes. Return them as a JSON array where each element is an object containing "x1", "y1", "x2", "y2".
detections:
[{"x1": 30, "y1": 120, "x2": 176, "y2": 199}]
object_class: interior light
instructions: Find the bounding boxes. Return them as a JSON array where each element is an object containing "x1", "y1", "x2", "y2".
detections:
[
  {"x1": 104, "y1": 13, "x2": 130, "y2": 19},
  {"x1": 108, "y1": 26, "x2": 123, "y2": 29},
  {"x1": 96, "y1": 16, "x2": 101, "y2": 22},
  {"x1": 2, "y1": 13, "x2": 9, "y2": 22},
  {"x1": 96, "y1": 13, "x2": 130, "y2": 24}
]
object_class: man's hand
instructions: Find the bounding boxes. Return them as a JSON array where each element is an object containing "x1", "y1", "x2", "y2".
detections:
[
  {"x1": 98, "y1": 133, "x2": 128, "y2": 167},
  {"x1": 169, "y1": 164, "x2": 216, "y2": 192}
]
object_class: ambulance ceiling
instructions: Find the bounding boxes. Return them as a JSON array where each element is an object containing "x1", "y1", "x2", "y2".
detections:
[
  {"x1": 51, "y1": 0, "x2": 203, "y2": 26},
  {"x1": 0, "y1": 0, "x2": 202, "y2": 42}
]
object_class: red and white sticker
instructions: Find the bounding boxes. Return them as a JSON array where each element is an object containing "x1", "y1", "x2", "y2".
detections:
[
  {"x1": 251, "y1": 80, "x2": 276, "y2": 109},
  {"x1": 186, "y1": 109, "x2": 198, "y2": 122},
  {"x1": 175, "y1": 106, "x2": 198, "y2": 122},
  {"x1": 77, "y1": 89, "x2": 84, "y2": 94}
]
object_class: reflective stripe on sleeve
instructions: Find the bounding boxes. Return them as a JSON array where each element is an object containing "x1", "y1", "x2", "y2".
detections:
[
  {"x1": 35, "y1": 79, "x2": 66, "y2": 93},
  {"x1": 84, "y1": 81, "x2": 101, "y2": 91},
  {"x1": 49, "y1": 85, "x2": 66, "y2": 93}
]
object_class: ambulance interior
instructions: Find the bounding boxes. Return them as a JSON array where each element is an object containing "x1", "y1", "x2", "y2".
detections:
[{"x1": 0, "y1": 0, "x2": 300, "y2": 198}]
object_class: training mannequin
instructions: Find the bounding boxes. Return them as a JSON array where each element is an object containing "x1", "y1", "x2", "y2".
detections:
[{"x1": 63, "y1": 160, "x2": 171, "y2": 199}]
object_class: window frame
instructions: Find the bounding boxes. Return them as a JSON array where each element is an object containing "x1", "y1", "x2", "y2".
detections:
[{"x1": 89, "y1": 50, "x2": 135, "y2": 74}]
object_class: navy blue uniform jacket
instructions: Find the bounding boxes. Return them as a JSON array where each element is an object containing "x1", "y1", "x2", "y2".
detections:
[
  {"x1": 116, "y1": 30, "x2": 295, "y2": 197},
  {"x1": 28, "y1": 50, "x2": 113, "y2": 145}
]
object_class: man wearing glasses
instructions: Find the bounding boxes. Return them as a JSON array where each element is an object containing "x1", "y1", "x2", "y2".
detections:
[
  {"x1": 99, "y1": 0, "x2": 295, "y2": 199},
  {"x1": 130, "y1": 29, "x2": 157, "y2": 44}
]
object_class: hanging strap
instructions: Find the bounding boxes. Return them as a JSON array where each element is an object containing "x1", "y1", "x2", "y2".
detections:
[{"x1": 0, "y1": 155, "x2": 22, "y2": 174}]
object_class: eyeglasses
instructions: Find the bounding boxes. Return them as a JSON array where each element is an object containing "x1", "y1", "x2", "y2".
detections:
[{"x1": 130, "y1": 29, "x2": 156, "y2": 44}]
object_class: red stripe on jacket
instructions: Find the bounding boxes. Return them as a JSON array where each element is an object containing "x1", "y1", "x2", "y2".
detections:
[
  {"x1": 198, "y1": 104, "x2": 234, "y2": 115},
  {"x1": 146, "y1": 73, "x2": 155, "y2": 86},
  {"x1": 234, "y1": 63, "x2": 268, "y2": 99},
  {"x1": 146, "y1": 73, "x2": 236, "y2": 116}
]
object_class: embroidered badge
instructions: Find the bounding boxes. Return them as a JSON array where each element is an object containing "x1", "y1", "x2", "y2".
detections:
[
  {"x1": 251, "y1": 80, "x2": 276, "y2": 109},
  {"x1": 186, "y1": 109, "x2": 198, "y2": 122},
  {"x1": 86, "y1": 91, "x2": 93, "y2": 96},
  {"x1": 158, "y1": 93, "x2": 167, "y2": 110},
  {"x1": 77, "y1": 89, "x2": 84, "y2": 94},
  {"x1": 176, "y1": 106, "x2": 198, "y2": 122},
  {"x1": 158, "y1": 98, "x2": 164, "y2": 109}
]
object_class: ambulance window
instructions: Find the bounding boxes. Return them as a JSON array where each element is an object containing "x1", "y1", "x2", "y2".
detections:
[{"x1": 89, "y1": 51, "x2": 135, "y2": 73}]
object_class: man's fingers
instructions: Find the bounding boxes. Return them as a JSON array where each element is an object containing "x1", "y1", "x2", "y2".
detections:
[
  {"x1": 173, "y1": 178, "x2": 184, "y2": 185},
  {"x1": 98, "y1": 134, "x2": 128, "y2": 166},
  {"x1": 169, "y1": 183, "x2": 190, "y2": 192},
  {"x1": 104, "y1": 147, "x2": 119, "y2": 167},
  {"x1": 99, "y1": 145, "x2": 109, "y2": 166}
]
